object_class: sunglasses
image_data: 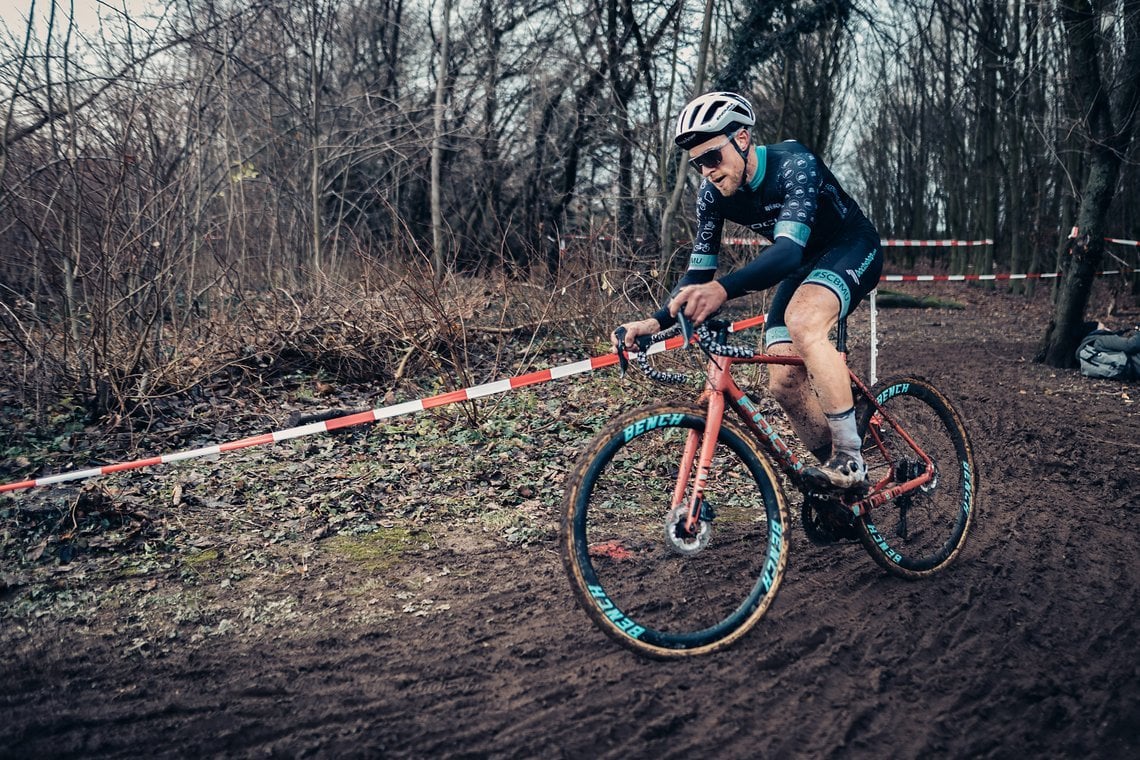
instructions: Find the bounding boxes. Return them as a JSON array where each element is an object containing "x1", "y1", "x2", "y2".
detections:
[{"x1": 688, "y1": 137, "x2": 734, "y2": 172}]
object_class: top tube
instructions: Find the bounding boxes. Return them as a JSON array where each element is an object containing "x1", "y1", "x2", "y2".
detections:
[{"x1": 698, "y1": 313, "x2": 849, "y2": 354}]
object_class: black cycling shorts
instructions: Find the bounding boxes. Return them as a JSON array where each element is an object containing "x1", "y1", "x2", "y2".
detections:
[{"x1": 763, "y1": 217, "x2": 882, "y2": 348}]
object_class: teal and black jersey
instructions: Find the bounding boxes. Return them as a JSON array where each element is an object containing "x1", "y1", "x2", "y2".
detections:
[
  {"x1": 694, "y1": 140, "x2": 865, "y2": 261},
  {"x1": 653, "y1": 140, "x2": 881, "y2": 331}
]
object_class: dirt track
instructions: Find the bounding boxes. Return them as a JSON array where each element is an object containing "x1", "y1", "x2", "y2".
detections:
[{"x1": 2, "y1": 287, "x2": 1139, "y2": 758}]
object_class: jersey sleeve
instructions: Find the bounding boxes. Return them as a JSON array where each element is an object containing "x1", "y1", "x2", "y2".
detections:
[
  {"x1": 651, "y1": 183, "x2": 723, "y2": 329},
  {"x1": 771, "y1": 152, "x2": 820, "y2": 247},
  {"x1": 716, "y1": 236, "x2": 803, "y2": 298}
]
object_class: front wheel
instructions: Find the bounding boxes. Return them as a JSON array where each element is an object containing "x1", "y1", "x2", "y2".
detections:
[
  {"x1": 560, "y1": 402, "x2": 789, "y2": 658},
  {"x1": 855, "y1": 376, "x2": 978, "y2": 579}
]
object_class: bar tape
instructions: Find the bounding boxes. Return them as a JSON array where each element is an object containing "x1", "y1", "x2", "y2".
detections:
[{"x1": 0, "y1": 316, "x2": 768, "y2": 493}]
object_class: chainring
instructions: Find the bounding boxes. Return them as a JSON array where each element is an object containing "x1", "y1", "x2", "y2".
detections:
[{"x1": 801, "y1": 494, "x2": 861, "y2": 545}]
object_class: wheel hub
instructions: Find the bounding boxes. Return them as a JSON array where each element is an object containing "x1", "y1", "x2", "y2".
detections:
[
  {"x1": 897, "y1": 458, "x2": 939, "y2": 493},
  {"x1": 664, "y1": 504, "x2": 711, "y2": 555}
]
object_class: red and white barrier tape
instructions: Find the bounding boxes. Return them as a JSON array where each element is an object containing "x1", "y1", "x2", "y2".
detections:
[
  {"x1": 561, "y1": 234, "x2": 995, "y2": 248},
  {"x1": 880, "y1": 238, "x2": 992, "y2": 248},
  {"x1": 565, "y1": 230, "x2": 1140, "y2": 248},
  {"x1": 1069, "y1": 227, "x2": 1140, "y2": 247},
  {"x1": 875, "y1": 270, "x2": 1126, "y2": 282},
  {"x1": 730, "y1": 238, "x2": 993, "y2": 248},
  {"x1": 0, "y1": 316, "x2": 768, "y2": 493},
  {"x1": 882, "y1": 269, "x2": 1133, "y2": 282}
]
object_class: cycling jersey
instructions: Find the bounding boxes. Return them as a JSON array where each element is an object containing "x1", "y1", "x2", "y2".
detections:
[{"x1": 653, "y1": 140, "x2": 882, "y2": 338}]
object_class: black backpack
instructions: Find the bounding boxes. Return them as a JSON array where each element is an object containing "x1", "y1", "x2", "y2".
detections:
[{"x1": 1077, "y1": 328, "x2": 1140, "y2": 381}]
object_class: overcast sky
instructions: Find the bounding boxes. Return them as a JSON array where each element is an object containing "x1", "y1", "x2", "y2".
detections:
[{"x1": 1, "y1": 1, "x2": 160, "y2": 38}]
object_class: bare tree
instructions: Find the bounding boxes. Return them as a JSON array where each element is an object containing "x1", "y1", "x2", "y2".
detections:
[
  {"x1": 431, "y1": 0, "x2": 452, "y2": 280},
  {"x1": 658, "y1": 0, "x2": 713, "y2": 272},
  {"x1": 713, "y1": 0, "x2": 854, "y2": 94},
  {"x1": 1037, "y1": 0, "x2": 1140, "y2": 367}
]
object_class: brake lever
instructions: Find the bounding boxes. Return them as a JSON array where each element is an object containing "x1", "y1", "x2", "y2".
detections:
[
  {"x1": 614, "y1": 326, "x2": 629, "y2": 376},
  {"x1": 678, "y1": 311, "x2": 694, "y2": 346}
]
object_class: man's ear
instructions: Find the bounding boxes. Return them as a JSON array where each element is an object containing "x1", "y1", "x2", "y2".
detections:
[{"x1": 734, "y1": 128, "x2": 751, "y2": 148}]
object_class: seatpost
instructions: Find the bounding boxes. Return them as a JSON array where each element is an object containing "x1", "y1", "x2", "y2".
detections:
[{"x1": 835, "y1": 317, "x2": 848, "y2": 354}]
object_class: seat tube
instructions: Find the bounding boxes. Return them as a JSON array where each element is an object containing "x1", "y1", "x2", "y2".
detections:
[{"x1": 835, "y1": 316, "x2": 848, "y2": 353}]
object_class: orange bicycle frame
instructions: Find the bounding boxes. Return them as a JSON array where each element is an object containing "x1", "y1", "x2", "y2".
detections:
[{"x1": 674, "y1": 344, "x2": 937, "y2": 527}]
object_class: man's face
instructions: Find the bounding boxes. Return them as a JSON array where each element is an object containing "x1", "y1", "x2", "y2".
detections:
[{"x1": 688, "y1": 130, "x2": 745, "y2": 195}]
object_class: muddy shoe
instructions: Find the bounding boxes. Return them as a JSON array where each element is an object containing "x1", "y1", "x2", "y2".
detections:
[{"x1": 804, "y1": 453, "x2": 868, "y2": 491}]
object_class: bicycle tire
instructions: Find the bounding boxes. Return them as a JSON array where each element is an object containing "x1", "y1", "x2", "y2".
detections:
[
  {"x1": 855, "y1": 375, "x2": 978, "y2": 579},
  {"x1": 561, "y1": 402, "x2": 790, "y2": 658}
]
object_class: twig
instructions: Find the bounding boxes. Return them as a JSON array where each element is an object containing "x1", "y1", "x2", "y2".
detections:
[
  {"x1": 468, "y1": 316, "x2": 589, "y2": 335},
  {"x1": 392, "y1": 345, "x2": 417, "y2": 386}
]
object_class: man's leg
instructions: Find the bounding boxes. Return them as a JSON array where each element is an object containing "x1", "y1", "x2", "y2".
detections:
[
  {"x1": 784, "y1": 284, "x2": 867, "y2": 488},
  {"x1": 784, "y1": 283, "x2": 851, "y2": 417},
  {"x1": 766, "y1": 343, "x2": 831, "y2": 462}
]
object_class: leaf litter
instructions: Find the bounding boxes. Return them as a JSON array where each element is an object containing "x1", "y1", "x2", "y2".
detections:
[{"x1": 0, "y1": 323, "x2": 696, "y2": 654}]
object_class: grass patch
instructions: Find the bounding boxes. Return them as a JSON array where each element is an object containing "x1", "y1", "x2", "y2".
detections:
[
  {"x1": 477, "y1": 509, "x2": 549, "y2": 545},
  {"x1": 322, "y1": 526, "x2": 429, "y2": 572},
  {"x1": 183, "y1": 549, "x2": 221, "y2": 567}
]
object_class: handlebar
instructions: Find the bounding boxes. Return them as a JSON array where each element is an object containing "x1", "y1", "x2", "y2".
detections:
[{"x1": 615, "y1": 313, "x2": 756, "y2": 385}]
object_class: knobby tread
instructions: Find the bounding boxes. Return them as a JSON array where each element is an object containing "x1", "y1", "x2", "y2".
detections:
[
  {"x1": 854, "y1": 375, "x2": 978, "y2": 579},
  {"x1": 560, "y1": 401, "x2": 789, "y2": 658}
]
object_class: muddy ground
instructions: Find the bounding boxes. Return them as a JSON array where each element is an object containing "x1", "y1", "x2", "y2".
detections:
[{"x1": 2, "y1": 283, "x2": 1139, "y2": 759}]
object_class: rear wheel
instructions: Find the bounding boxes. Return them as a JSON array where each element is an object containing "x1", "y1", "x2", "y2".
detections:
[
  {"x1": 561, "y1": 402, "x2": 789, "y2": 658},
  {"x1": 855, "y1": 376, "x2": 977, "y2": 579}
]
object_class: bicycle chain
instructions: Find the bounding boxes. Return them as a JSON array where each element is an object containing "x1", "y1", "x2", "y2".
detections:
[{"x1": 801, "y1": 495, "x2": 861, "y2": 545}]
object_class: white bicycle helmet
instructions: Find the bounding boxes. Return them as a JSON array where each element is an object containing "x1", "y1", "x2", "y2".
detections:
[{"x1": 674, "y1": 91, "x2": 756, "y2": 150}]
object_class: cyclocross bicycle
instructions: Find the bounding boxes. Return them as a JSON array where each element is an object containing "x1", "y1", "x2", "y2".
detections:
[{"x1": 560, "y1": 314, "x2": 977, "y2": 658}]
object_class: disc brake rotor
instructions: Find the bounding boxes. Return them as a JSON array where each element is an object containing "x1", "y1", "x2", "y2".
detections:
[{"x1": 664, "y1": 504, "x2": 711, "y2": 556}]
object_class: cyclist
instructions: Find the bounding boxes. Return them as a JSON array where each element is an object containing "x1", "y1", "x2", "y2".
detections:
[{"x1": 612, "y1": 91, "x2": 882, "y2": 490}]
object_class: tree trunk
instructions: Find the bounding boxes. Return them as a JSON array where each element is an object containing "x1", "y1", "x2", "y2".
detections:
[
  {"x1": 1037, "y1": 0, "x2": 1140, "y2": 367},
  {"x1": 658, "y1": 0, "x2": 712, "y2": 278},
  {"x1": 431, "y1": 0, "x2": 451, "y2": 281}
]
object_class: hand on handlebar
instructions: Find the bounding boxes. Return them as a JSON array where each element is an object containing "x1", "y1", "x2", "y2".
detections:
[
  {"x1": 611, "y1": 318, "x2": 660, "y2": 355},
  {"x1": 669, "y1": 282, "x2": 728, "y2": 326},
  {"x1": 612, "y1": 312, "x2": 753, "y2": 384},
  {"x1": 612, "y1": 319, "x2": 660, "y2": 377}
]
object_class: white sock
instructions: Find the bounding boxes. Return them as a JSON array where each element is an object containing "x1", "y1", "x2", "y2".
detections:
[{"x1": 825, "y1": 407, "x2": 862, "y2": 460}]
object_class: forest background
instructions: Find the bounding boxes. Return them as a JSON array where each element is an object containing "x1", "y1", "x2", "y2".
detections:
[{"x1": 1, "y1": 0, "x2": 1138, "y2": 462}]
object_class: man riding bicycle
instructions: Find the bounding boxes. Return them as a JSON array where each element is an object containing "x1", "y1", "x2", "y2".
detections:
[{"x1": 612, "y1": 91, "x2": 883, "y2": 490}]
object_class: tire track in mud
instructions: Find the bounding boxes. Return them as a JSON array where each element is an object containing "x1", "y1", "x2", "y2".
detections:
[{"x1": 2, "y1": 293, "x2": 1139, "y2": 758}]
